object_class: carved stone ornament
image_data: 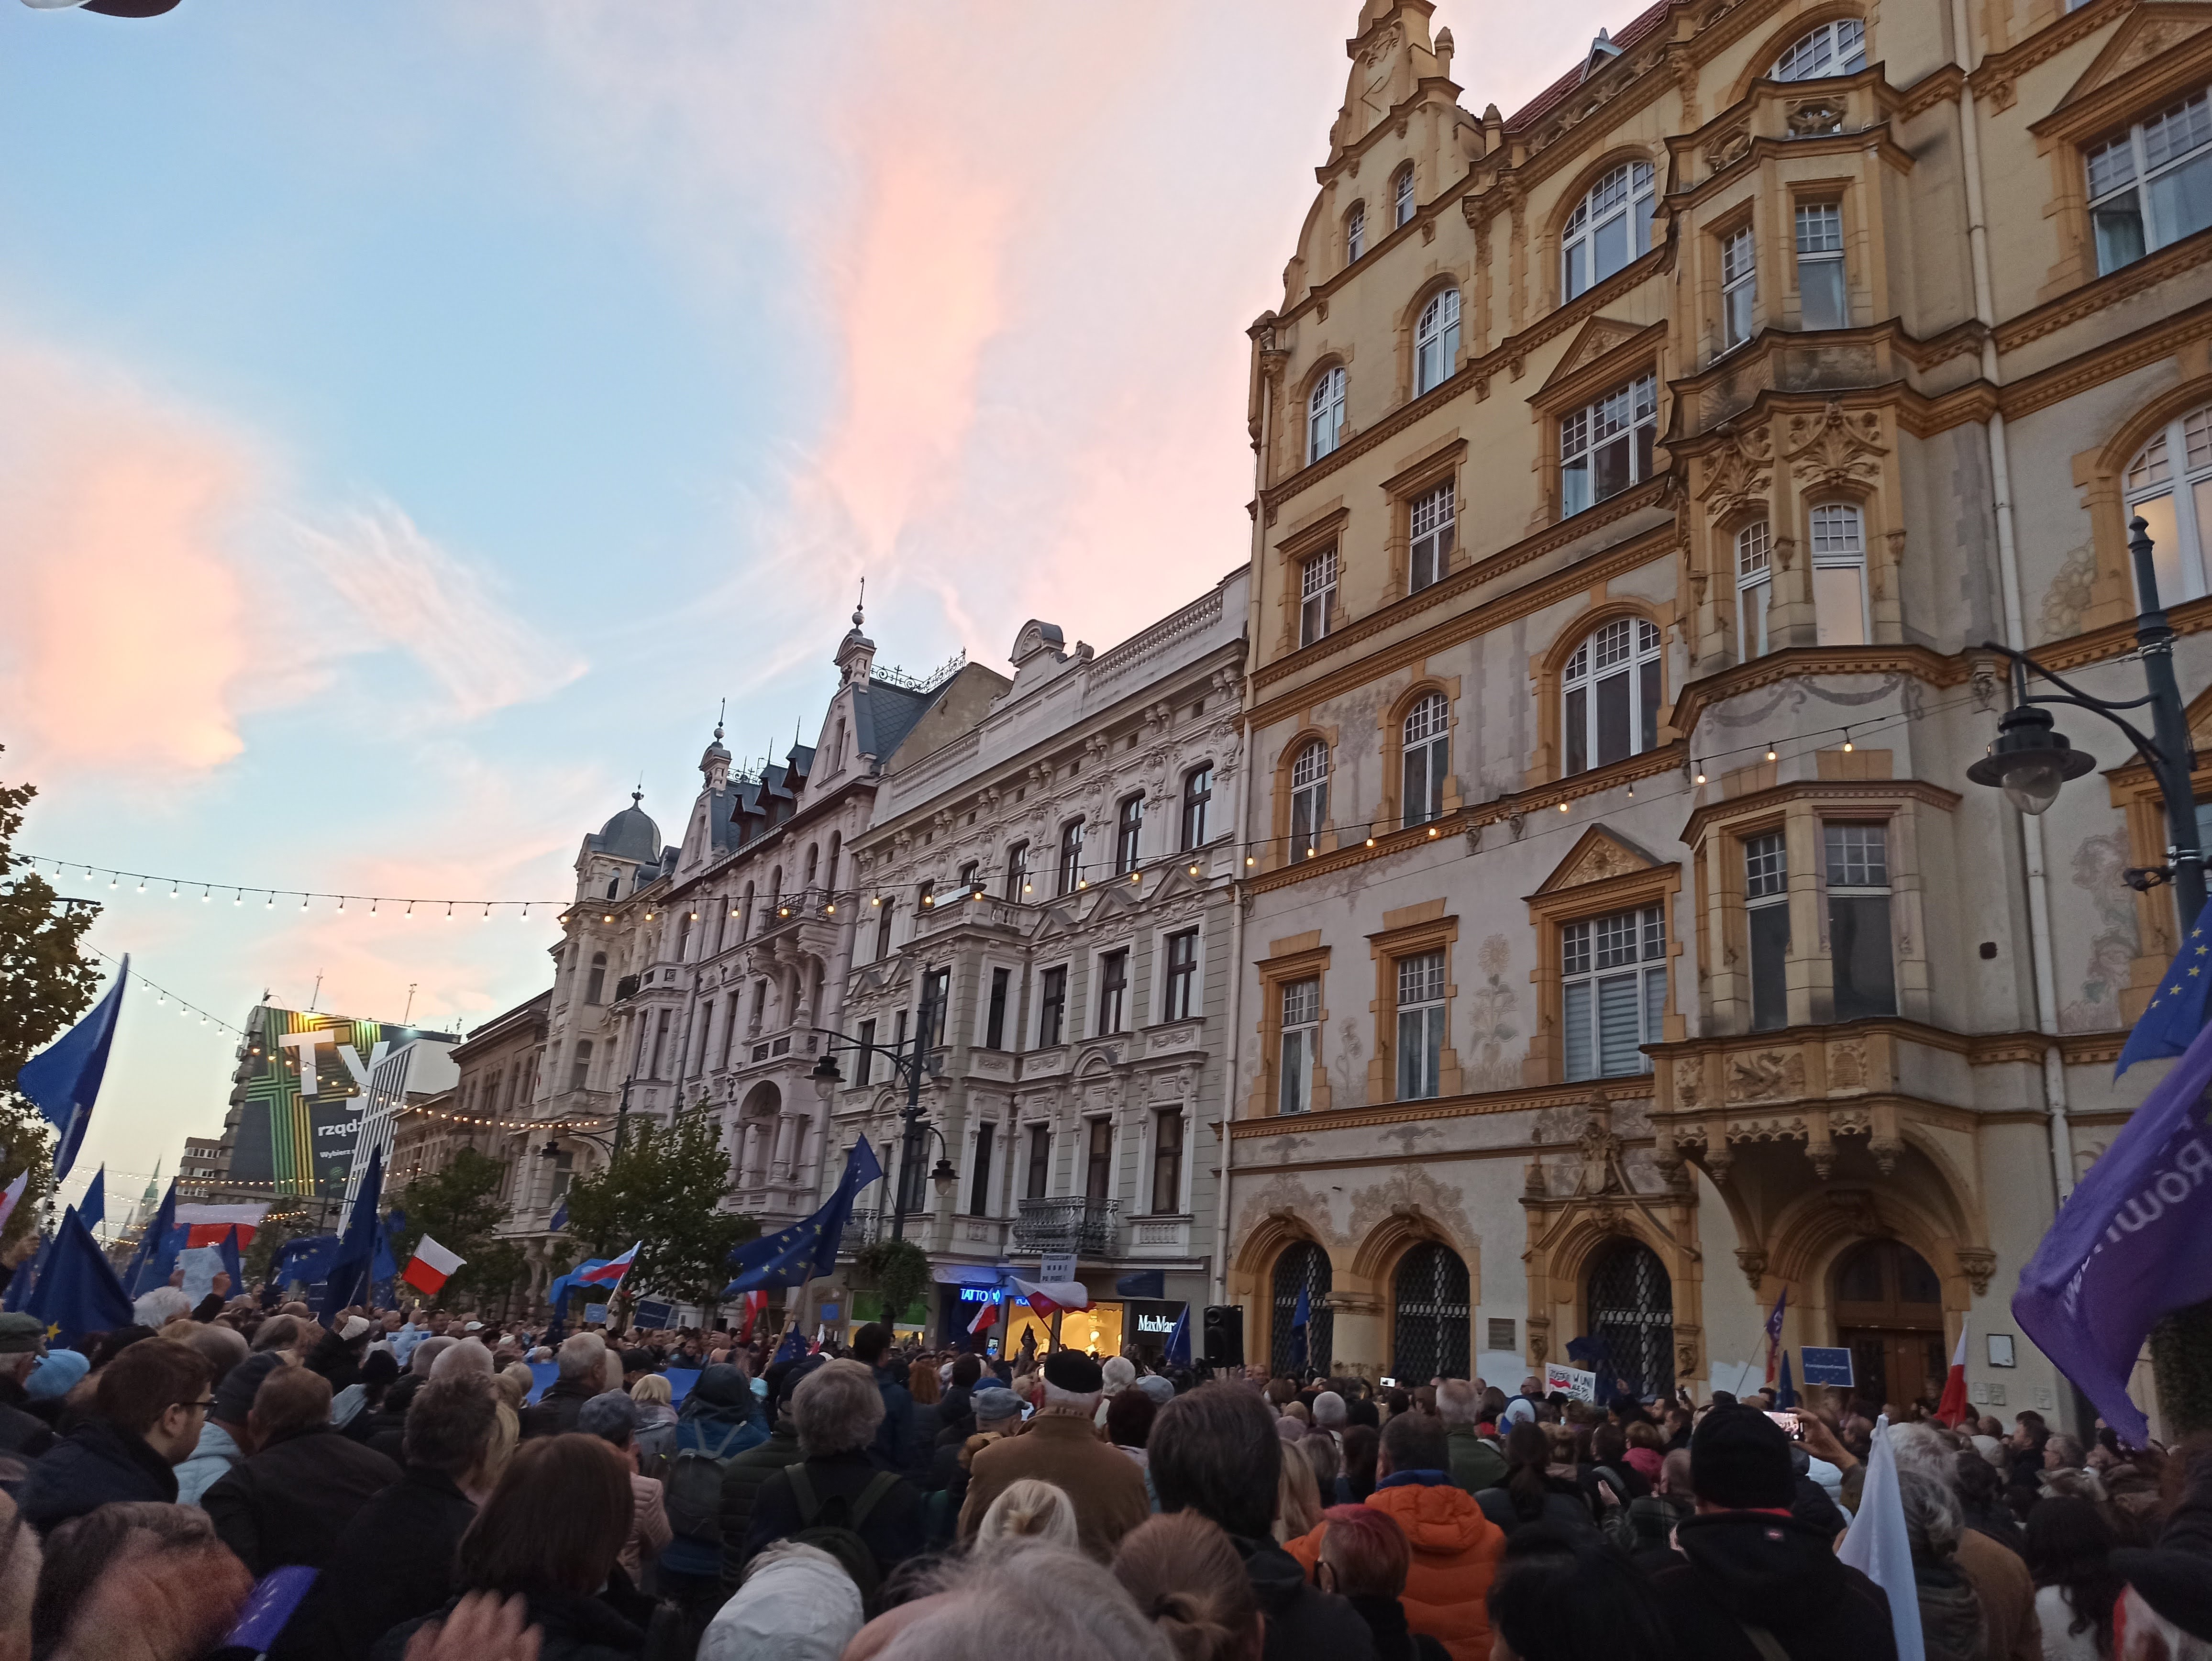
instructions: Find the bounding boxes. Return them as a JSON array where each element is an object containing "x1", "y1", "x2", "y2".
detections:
[
  {"x1": 1869, "y1": 1137, "x2": 1902, "y2": 1178},
  {"x1": 1808, "y1": 1141, "x2": 1836, "y2": 1182},
  {"x1": 1674, "y1": 1059, "x2": 1705, "y2": 1109},
  {"x1": 1725, "y1": 1049, "x2": 1806, "y2": 1104},
  {"x1": 1783, "y1": 402, "x2": 1887, "y2": 492},
  {"x1": 1735, "y1": 1246, "x2": 1769, "y2": 1293},
  {"x1": 1674, "y1": 1323, "x2": 1702, "y2": 1382},
  {"x1": 1704, "y1": 127, "x2": 1750, "y2": 173},
  {"x1": 1695, "y1": 423, "x2": 1773, "y2": 525},
  {"x1": 1557, "y1": 833, "x2": 1648, "y2": 888},
  {"x1": 1577, "y1": 1107, "x2": 1624, "y2": 1195},
  {"x1": 1828, "y1": 1039, "x2": 1869, "y2": 1092},
  {"x1": 1786, "y1": 99, "x2": 1846, "y2": 137},
  {"x1": 1957, "y1": 1247, "x2": 1996, "y2": 1298}
]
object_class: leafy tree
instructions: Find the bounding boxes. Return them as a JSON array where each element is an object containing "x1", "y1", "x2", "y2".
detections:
[
  {"x1": 0, "y1": 752, "x2": 99, "y2": 1252},
  {"x1": 852, "y1": 1238, "x2": 931, "y2": 1325},
  {"x1": 394, "y1": 1148, "x2": 528, "y2": 1308},
  {"x1": 562, "y1": 1113, "x2": 756, "y2": 1315}
]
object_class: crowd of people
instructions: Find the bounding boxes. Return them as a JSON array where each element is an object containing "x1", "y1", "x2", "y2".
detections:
[{"x1": 0, "y1": 1278, "x2": 2205, "y2": 1661}]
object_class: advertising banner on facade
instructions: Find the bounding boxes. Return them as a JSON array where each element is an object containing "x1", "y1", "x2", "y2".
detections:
[{"x1": 228, "y1": 1007, "x2": 433, "y2": 1198}]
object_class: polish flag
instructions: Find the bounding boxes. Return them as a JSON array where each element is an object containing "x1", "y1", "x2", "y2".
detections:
[
  {"x1": 1936, "y1": 1320, "x2": 1972, "y2": 1427},
  {"x1": 577, "y1": 1242, "x2": 641, "y2": 1287},
  {"x1": 178, "y1": 1202, "x2": 267, "y2": 1247},
  {"x1": 402, "y1": 1235, "x2": 465, "y2": 1296},
  {"x1": 737, "y1": 1290, "x2": 768, "y2": 1343},
  {"x1": 968, "y1": 1294, "x2": 999, "y2": 1336},
  {"x1": 0, "y1": 1172, "x2": 27, "y2": 1235},
  {"x1": 1008, "y1": 1277, "x2": 1091, "y2": 1319}
]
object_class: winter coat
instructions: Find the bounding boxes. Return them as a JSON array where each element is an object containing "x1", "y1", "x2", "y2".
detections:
[
  {"x1": 174, "y1": 1419, "x2": 247, "y2": 1507},
  {"x1": 634, "y1": 1403, "x2": 678, "y2": 1477},
  {"x1": 1444, "y1": 1428, "x2": 1504, "y2": 1497},
  {"x1": 1239, "y1": 1535, "x2": 1379, "y2": 1661},
  {"x1": 958, "y1": 1414, "x2": 1150, "y2": 1562},
  {"x1": 521, "y1": 1376, "x2": 601, "y2": 1440},
  {"x1": 1956, "y1": 1526, "x2": 2042, "y2": 1661},
  {"x1": 741, "y1": 1448, "x2": 926, "y2": 1579},
  {"x1": 871, "y1": 1363, "x2": 916, "y2": 1474},
  {"x1": 658, "y1": 1369, "x2": 766, "y2": 1580},
  {"x1": 1472, "y1": 1476, "x2": 1598, "y2": 1541},
  {"x1": 0, "y1": 1378, "x2": 53, "y2": 1461},
  {"x1": 374, "y1": 1583, "x2": 686, "y2": 1661},
  {"x1": 1345, "y1": 1594, "x2": 1450, "y2": 1661},
  {"x1": 716, "y1": 1418, "x2": 803, "y2": 1593},
  {"x1": 268, "y1": 1465, "x2": 476, "y2": 1661},
  {"x1": 699, "y1": 1541, "x2": 864, "y2": 1661},
  {"x1": 17, "y1": 1419, "x2": 177, "y2": 1533},
  {"x1": 1647, "y1": 1510, "x2": 1899, "y2": 1661},
  {"x1": 201, "y1": 1423, "x2": 402, "y2": 1575},
  {"x1": 1287, "y1": 1473, "x2": 1504, "y2": 1661}
]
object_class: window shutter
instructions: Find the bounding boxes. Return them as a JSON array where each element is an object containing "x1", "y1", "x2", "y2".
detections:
[
  {"x1": 1564, "y1": 981, "x2": 1595, "y2": 1081},
  {"x1": 1598, "y1": 973, "x2": 1642, "y2": 1074}
]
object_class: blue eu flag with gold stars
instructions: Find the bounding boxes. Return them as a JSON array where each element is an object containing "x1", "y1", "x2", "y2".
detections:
[
  {"x1": 2116, "y1": 917, "x2": 2212, "y2": 1076},
  {"x1": 723, "y1": 1136, "x2": 883, "y2": 1296}
]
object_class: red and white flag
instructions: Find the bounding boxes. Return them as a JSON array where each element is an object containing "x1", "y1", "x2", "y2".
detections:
[
  {"x1": 0, "y1": 1171, "x2": 28, "y2": 1236},
  {"x1": 737, "y1": 1290, "x2": 768, "y2": 1342},
  {"x1": 1008, "y1": 1277, "x2": 1090, "y2": 1319},
  {"x1": 1936, "y1": 1320, "x2": 1972, "y2": 1427},
  {"x1": 178, "y1": 1202, "x2": 268, "y2": 1247},
  {"x1": 577, "y1": 1242, "x2": 641, "y2": 1288},
  {"x1": 968, "y1": 1294, "x2": 999, "y2": 1336},
  {"x1": 402, "y1": 1235, "x2": 465, "y2": 1296}
]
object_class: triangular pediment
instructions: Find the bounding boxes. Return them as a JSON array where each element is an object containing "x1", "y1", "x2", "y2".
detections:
[
  {"x1": 1535, "y1": 827, "x2": 1664, "y2": 894},
  {"x1": 1537, "y1": 316, "x2": 1649, "y2": 396},
  {"x1": 2054, "y1": 5, "x2": 2212, "y2": 116}
]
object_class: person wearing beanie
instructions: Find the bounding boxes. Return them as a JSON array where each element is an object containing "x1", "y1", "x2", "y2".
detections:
[
  {"x1": 1645, "y1": 1406, "x2": 1897, "y2": 1661},
  {"x1": 178, "y1": 1349, "x2": 288, "y2": 1506},
  {"x1": 0, "y1": 1314, "x2": 54, "y2": 1459},
  {"x1": 959, "y1": 1349, "x2": 1149, "y2": 1562}
]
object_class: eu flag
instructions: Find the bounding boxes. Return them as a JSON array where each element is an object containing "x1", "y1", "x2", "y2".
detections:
[
  {"x1": 121, "y1": 1180, "x2": 176, "y2": 1297},
  {"x1": 17, "y1": 958, "x2": 127, "y2": 1182},
  {"x1": 268, "y1": 1234, "x2": 339, "y2": 1292},
  {"x1": 27, "y1": 1207, "x2": 132, "y2": 1350},
  {"x1": 320, "y1": 1147, "x2": 384, "y2": 1321},
  {"x1": 724, "y1": 1137, "x2": 882, "y2": 1296},
  {"x1": 77, "y1": 1169, "x2": 105, "y2": 1237},
  {"x1": 2116, "y1": 915, "x2": 2212, "y2": 1075}
]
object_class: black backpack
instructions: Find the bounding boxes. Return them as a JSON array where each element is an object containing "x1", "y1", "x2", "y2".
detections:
[{"x1": 784, "y1": 1464, "x2": 900, "y2": 1615}]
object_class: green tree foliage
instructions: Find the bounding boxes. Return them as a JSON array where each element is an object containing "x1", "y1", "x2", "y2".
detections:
[
  {"x1": 394, "y1": 1147, "x2": 528, "y2": 1307},
  {"x1": 0, "y1": 753, "x2": 100, "y2": 1251},
  {"x1": 852, "y1": 1238, "x2": 931, "y2": 1324},
  {"x1": 561, "y1": 1113, "x2": 755, "y2": 1312}
]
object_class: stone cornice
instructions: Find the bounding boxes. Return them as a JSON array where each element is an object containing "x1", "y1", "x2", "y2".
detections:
[
  {"x1": 1665, "y1": 643, "x2": 1970, "y2": 738},
  {"x1": 1228, "y1": 1077, "x2": 1654, "y2": 1139},
  {"x1": 1677, "y1": 777, "x2": 1965, "y2": 848}
]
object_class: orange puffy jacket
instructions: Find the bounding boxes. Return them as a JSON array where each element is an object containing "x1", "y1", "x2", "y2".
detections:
[{"x1": 1287, "y1": 1476, "x2": 1506, "y2": 1661}]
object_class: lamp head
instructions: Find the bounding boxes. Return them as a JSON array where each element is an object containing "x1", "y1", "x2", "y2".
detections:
[
  {"x1": 1966, "y1": 703, "x2": 2096, "y2": 815},
  {"x1": 930, "y1": 1157, "x2": 957, "y2": 1197}
]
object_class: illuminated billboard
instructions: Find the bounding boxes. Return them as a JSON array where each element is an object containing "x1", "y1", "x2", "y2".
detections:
[{"x1": 228, "y1": 1008, "x2": 443, "y2": 1198}]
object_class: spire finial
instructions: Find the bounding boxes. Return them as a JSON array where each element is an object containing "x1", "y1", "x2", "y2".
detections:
[
  {"x1": 853, "y1": 576, "x2": 866, "y2": 630},
  {"x1": 715, "y1": 698, "x2": 726, "y2": 742},
  {"x1": 633, "y1": 772, "x2": 643, "y2": 807}
]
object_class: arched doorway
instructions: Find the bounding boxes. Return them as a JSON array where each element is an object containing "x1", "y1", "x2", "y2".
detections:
[
  {"x1": 1392, "y1": 1242, "x2": 1471, "y2": 1383},
  {"x1": 1834, "y1": 1239, "x2": 1945, "y2": 1409},
  {"x1": 1271, "y1": 1240, "x2": 1333, "y2": 1376},
  {"x1": 1585, "y1": 1238, "x2": 1674, "y2": 1398}
]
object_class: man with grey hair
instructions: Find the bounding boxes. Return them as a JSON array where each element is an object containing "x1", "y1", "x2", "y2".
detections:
[
  {"x1": 1890, "y1": 1420, "x2": 2038, "y2": 1661},
  {"x1": 520, "y1": 1331, "x2": 606, "y2": 1439},
  {"x1": 741, "y1": 1358, "x2": 925, "y2": 1579},
  {"x1": 960, "y1": 1350, "x2": 1148, "y2": 1561},
  {"x1": 1436, "y1": 1377, "x2": 1504, "y2": 1495}
]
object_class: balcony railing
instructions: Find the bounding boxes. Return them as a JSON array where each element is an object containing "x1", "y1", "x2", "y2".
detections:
[{"x1": 1012, "y1": 1196, "x2": 1119, "y2": 1257}]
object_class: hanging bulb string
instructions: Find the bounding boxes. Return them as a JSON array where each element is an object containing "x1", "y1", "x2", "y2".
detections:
[
  {"x1": 81, "y1": 947, "x2": 247, "y2": 1037},
  {"x1": 17, "y1": 861, "x2": 566, "y2": 917}
]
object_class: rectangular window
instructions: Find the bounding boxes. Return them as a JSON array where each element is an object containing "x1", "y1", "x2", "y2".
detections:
[
  {"x1": 874, "y1": 898, "x2": 896, "y2": 961},
  {"x1": 1561, "y1": 906, "x2": 1667, "y2": 1080},
  {"x1": 1825, "y1": 822, "x2": 1897, "y2": 1020},
  {"x1": 892, "y1": 1008, "x2": 908, "y2": 1060},
  {"x1": 1038, "y1": 966, "x2": 1067, "y2": 1048},
  {"x1": 1151, "y1": 1110, "x2": 1184, "y2": 1215},
  {"x1": 1005, "y1": 841, "x2": 1030, "y2": 901},
  {"x1": 2087, "y1": 89, "x2": 2212, "y2": 276},
  {"x1": 1097, "y1": 950, "x2": 1129, "y2": 1035},
  {"x1": 1279, "y1": 977, "x2": 1320, "y2": 1114},
  {"x1": 1395, "y1": 951, "x2": 1448, "y2": 1102},
  {"x1": 856, "y1": 1019, "x2": 876, "y2": 1087},
  {"x1": 1163, "y1": 929, "x2": 1199, "y2": 1022},
  {"x1": 1746, "y1": 831, "x2": 1791, "y2": 1032},
  {"x1": 1058, "y1": 819, "x2": 1085, "y2": 895},
  {"x1": 1181, "y1": 767, "x2": 1213, "y2": 850},
  {"x1": 1560, "y1": 374, "x2": 1658, "y2": 517},
  {"x1": 1811, "y1": 502, "x2": 1869, "y2": 646},
  {"x1": 1409, "y1": 482, "x2": 1455, "y2": 593},
  {"x1": 1086, "y1": 1117, "x2": 1113, "y2": 1202},
  {"x1": 1116, "y1": 795, "x2": 1144, "y2": 875},
  {"x1": 1736, "y1": 521, "x2": 1772, "y2": 662},
  {"x1": 1026, "y1": 1124, "x2": 1051, "y2": 1200},
  {"x1": 1722, "y1": 225, "x2": 1756, "y2": 348},
  {"x1": 968, "y1": 1121, "x2": 995, "y2": 1216},
  {"x1": 1795, "y1": 202, "x2": 1847, "y2": 329},
  {"x1": 985, "y1": 967, "x2": 1010, "y2": 1049},
  {"x1": 1300, "y1": 549, "x2": 1337, "y2": 648},
  {"x1": 924, "y1": 966, "x2": 950, "y2": 1046},
  {"x1": 957, "y1": 860, "x2": 980, "y2": 896}
]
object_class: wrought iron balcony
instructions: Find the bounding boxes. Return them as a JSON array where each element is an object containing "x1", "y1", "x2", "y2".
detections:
[{"x1": 1012, "y1": 1196, "x2": 1119, "y2": 1257}]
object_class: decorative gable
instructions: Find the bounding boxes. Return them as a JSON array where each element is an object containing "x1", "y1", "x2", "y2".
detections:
[
  {"x1": 1534, "y1": 827, "x2": 1665, "y2": 895},
  {"x1": 1534, "y1": 316, "x2": 1660, "y2": 402},
  {"x1": 2033, "y1": 5, "x2": 2212, "y2": 139}
]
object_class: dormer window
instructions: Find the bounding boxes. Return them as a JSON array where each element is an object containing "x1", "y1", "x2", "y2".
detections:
[
  {"x1": 1562, "y1": 162, "x2": 1656, "y2": 300},
  {"x1": 1347, "y1": 202, "x2": 1367, "y2": 263},
  {"x1": 1394, "y1": 164, "x2": 1416, "y2": 228},
  {"x1": 1773, "y1": 19, "x2": 1866, "y2": 82}
]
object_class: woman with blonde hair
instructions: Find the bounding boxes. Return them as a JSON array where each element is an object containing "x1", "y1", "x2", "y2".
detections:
[
  {"x1": 630, "y1": 1373, "x2": 677, "y2": 1474},
  {"x1": 1274, "y1": 1443, "x2": 1324, "y2": 1543},
  {"x1": 1113, "y1": 1511, "x2": 1263, "y2": 1661},
  {"x1": 976, "y1": 1478, "x2": 1080, "y2": 1551}
]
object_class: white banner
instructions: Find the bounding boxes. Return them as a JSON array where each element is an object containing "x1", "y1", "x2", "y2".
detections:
[{"x1": 1543, "y1": 1362, "x2": 1598, "y2": 1402}]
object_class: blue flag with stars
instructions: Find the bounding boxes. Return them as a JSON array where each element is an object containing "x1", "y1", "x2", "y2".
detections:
[
  {"x1": 724, "y1": 1137, "x2": 882, "y2": 1296},
  {"x1": 26, "y1": 1207, "x2": 132, "y2": 1351},
  {"x1": 2116, "y1": 915, "x2": 2212, "y2": 1076}
]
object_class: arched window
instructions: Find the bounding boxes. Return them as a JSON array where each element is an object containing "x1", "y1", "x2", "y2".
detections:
[
  {"x1": 1272, "y1": 1240, "x2": 1334, "y2": 1375},
  {"x1": 1773, "y1": 18, "x2": 1866, "y2": 81},
  {"x1": 568, "y1": 1040, "x2": 594, "y2": 1094},
  {"x1": 1347, "y1": 201, "x2": 1367, "y2": 263},
  {"x1": 1415, "y1": 288, "x2": 1460, "y2": 396},
  {"x1": 1308, "y1": 367, "x2": 1347, "y2": 464},
  {"x1": 826, "y1": 830, "x2": 841, "y2": 889},
  {"x1": 1394, "y1": 163, "x2": 1416, "y2": 228},
  {"x1": 584, "y1": 952, "x2": 607, "y2": 1006},
  {"x1": 1058, "y1": 819, "x2": 1085, "y2": 895},
  {"x1": 1736, "y1": 522, "x2": 1772, "y2": 661},
  {"x1": 1290, "y1": 741, "x2": 1329, "y2": 852},
  {"x1": 1810, "y1": 502, "x2": 1869, "y2": 645},
  {"x1": 1401, "y1": 693, "x2": 1450, "y2": 827},
  {"x1": 605, "y1": 877, "x2": 619, "y2": 900},
  {"x1": 1562, "y1": 619, "x2": 1662, "y2": 775},
  {"x1": 1409, "y1": 481, "x2": 1454, "y2": 592},
  {"x1": 1586, "y1": 1239, "x2": 1674, "y2": 1397},
  {"x1": 1562, "y1": 161, "x2": 1656, "y2": 300},
  {"x1": 1181, "y1": 765, "x2": 1214, "y2": 850},
  {"x1": 2127, "y1": 405, "x2": 2212, "y2": 603},
  {"x1": 1392, "y1": 1242, "x2": 1471, "y2": 1382},
  {"x1": 1115, "y1": 793, "x2": 1145, "y2": 875},
  {"x1": 804, "y1": 843, "x2": 819, "y2": 887}
]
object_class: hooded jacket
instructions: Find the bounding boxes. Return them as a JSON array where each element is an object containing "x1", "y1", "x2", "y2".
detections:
[
  {"x1": 699, "y1": 1544, "x2": 863, "y2": 1661},
  {"x1": 716, "y1": 1417, "x2": 803, "y2": 1593},
  {"x1": 175, "y1": 1419, "x2": 247, "y2": 1507},
  {"x1": 1240, "y1": 1535, "x2": 1379, "y2": 1661},
  {"x1": 17, "y1": 1418, "x2": 177, "y2": 1533},
  {"x1": 1647, "y1": 1510, "x2": 1899, "y2": 1661},
  {"x1": 201, "y1": 1423, "x2": 403, "y2": 1575},
  {"x1": 1444, "y1": 1428, "x2": 1504, "y2": 1497},
  {"x1": 1287, "y1": 1472, "x2": 1504, "y2": 1661}
]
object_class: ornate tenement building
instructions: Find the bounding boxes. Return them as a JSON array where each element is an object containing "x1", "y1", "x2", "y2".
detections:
[
  {"x1": 498, "y1": 609, "x2": 1001, "y2": 1307},
  {"x1": 821, "y1": 573, "x2": 1248, "y2": 1355},
  {"x1": 1224, "y1": 0, "x2": 2212, "y2": 1429}
]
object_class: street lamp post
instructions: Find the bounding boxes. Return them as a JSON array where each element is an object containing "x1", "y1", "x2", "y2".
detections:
[
  {"x1": 1969, "y1": 513, "x2": 2211, "y2": 1434},
  {"x1": 808, "y1": 967, "x2": 957, "y2": 1244}
]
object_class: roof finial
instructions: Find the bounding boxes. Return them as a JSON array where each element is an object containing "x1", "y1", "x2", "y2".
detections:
[
  {"x1": 633, "y1": 772, "x2": 643, "y2": 807},
  {"x1": 853, "y1": 576, "x2": 866, "y2": 630},
  {"x1": 715, "y1": 697, "x2": 726, "y2": 742}
]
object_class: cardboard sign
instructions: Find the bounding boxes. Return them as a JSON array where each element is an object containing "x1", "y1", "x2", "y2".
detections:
[
  {"x1": 1543, "y1": 1362, "x2": 1598, "y2": 1402},
  {"x1": 1800, "y1": 1346, "x2": 1855, "y2": 1388},
  {"x1": 630, "y1": 1299, "x2": 673, "y2": 1330},
  {"x1": 1039, "y1": 1254, "x2": 1076, "y2": 1284}
]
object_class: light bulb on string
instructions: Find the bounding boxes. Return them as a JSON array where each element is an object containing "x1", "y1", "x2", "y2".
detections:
[
  {"x1": 1842, "y1": 729, "x2": 1855, "y2": 753},
  {"x1": 1766, "y1": 744, "x2": 1778, "y2": 762},
  {"x1": 233, "y1": 891, "x2": 241, "y2": 905},
  {"x1": 110, "y1": 877, "x2": 118, "y2": 890},
  {"x1": 136, "y1": 879, "x2": 145, "y2": 893},
  {"x1": 201, "y1": 886, "x2": 210, "y2": 902},
  {"x1": 265, "y1": 893, "x2": 274, "y2": 908},
  {"x1": 299, "y1": 894, "x2": 308, "y2": 910},
  {"x1": 482, "y1": 906, "x2": 492, "y2": 922},
  {"x1": 168, "y1": 884, "x2": 177, "y2": 899},
  {"x1": 406, "y1": 903, "x2": 415, "y2": 920}
]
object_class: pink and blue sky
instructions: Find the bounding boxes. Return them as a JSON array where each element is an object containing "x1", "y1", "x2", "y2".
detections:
[{"x1": 0, "y1": 0, "x2": 1623, "y2": 1217}]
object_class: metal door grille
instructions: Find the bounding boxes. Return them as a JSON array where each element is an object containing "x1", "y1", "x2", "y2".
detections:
[
  {"x1": 1270, "y1": 1241, "x2": 1333, "y2": 1376},
  {"x1": 1586, "y1": 1239, "x2": 1674, "y2": 1398},
  {"x1": 1392, "y1": 1242, "x2": 1471, "y2": 1382}
]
